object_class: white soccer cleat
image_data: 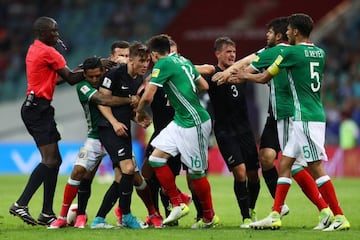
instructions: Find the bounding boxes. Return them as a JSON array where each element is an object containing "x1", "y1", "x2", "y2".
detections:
[
  {"x1": 313, "y1": 207, "x2": 333, "y2": 230},
  {"x1": 323, "y1": 215, "x2": 350, "y2": 231},
  {"x1": 249, "y1": 211, "x2": 281, "y2": 230},
  {"x1": 163, "y1": 203, "x2": 189, "y2": 225},
  {"x1": 280, "y1": 204, "x2": 290, "y2": 218}
]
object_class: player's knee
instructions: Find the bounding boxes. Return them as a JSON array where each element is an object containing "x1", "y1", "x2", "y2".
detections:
[
  {"x1": 42, "y1": 158, "x2": 62, "y2": 169},
  {"x1": 70, "y1": 165, "x2": 87, "y2": 180},
  {"x1": 148, "y1": 155, "x2": 167, "y2": 167},
  {"x1": 134, "y1": 175, "x2": 147, "y2": 190},
  {"x1": 258, "y1": 150, "x2": 276, "y2": 170},
  {"x1": 133, "y1": 172, "x2": 144, "y2": 186}
]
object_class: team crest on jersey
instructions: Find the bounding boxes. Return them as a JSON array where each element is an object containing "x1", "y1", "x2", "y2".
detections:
[
  {"x1": 102, "y1": 77, "x2": 112, "y2": 88},
  {"x1": 80, "y1": 85, "x2": 91, "y2": 95},
  {"x1": 152, "y1": 69, "x2": 160, "y2": 78}
]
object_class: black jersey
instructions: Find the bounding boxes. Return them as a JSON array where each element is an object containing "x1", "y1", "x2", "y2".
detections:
[
  {"x1": 204, "y1": 65, "x2": 252, "y2": 134},
  {"x1": 98, "y1": 64, "x2": 142, "y2": 129},
  {"x1": 151, "y1": 88, "x2": 174, "y2": 134}
]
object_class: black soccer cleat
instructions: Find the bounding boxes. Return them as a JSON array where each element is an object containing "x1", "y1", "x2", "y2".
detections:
[
  {"x1": 37, "y1": 213, "x2": 57, "y2": 226},
  {"x1": 9, "y1": 203, "x2": 38, "y2": 225}
]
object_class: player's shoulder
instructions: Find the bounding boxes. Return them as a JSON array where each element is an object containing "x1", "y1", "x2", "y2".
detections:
[
  {"x1": 77, "y1": 80, "x2": 96, "y2": 95},
  {"x1": 76, "y1": 79, "x2": 89, "y2": 89},
  {"x1": 107, "y1": 63, "x2": 127, "y2": 76}
]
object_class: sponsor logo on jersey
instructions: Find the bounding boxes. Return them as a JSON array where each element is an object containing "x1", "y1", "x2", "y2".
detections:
[
  {"x1": 152, "y1": 68, "x2": 160, "y2": 78},
  {"x1": 80, "y1": 85, "x2": 91, "y2": 95},
  {"x1": 227, "y1": 155, "x2": 235, "y2": 164},
  {"x1": 118, "y1": 148, "x2": 125, "y2": 157},
  {"x1": 102, "y1": 77, "x2": 112, "y2": 88}
]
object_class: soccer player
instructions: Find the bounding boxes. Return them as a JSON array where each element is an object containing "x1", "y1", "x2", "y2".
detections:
[
  {"x1": 9, "y1": 16, "x2": 86, "y2": 226},
  {"x1": 234, "y1": 13, "x2": 350, "y2": 231},
  {"x1": 47, "y1": 57, "x2": 139, "y2": 229},
  {"x1": 196, "y1": 37, "x2": 260, "y2": 228},
  {"x1": 90, "y1": 41, "x2": 151, "y2": 229},
  {"x1": 136, "y1": 34, "x2": 219, "y2": 228},
  {"x1": 213, "y1": 18, "x2": 337, "y2": 226},
  {"x1": 109, "y1": 40, "x2": 130, "y2": 64},
  {"x1": 139, "y1": 39, "x2": 193, "y2": 228}
]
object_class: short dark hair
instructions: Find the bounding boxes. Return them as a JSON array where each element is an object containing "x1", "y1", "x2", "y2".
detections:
[
  {"x1": 110, "y1": 40, "x2": 130, "y2": 54},
  {"x1": 33, "y1": 16, "x2": 56, "y2": 36},
  {"x1": 129, "y1": 41, "x2": 150, "y2": 58},
  {"x1": 267, "y1": 17, "x2": 288, "y2": 41},
  {"x1": 146, "y1": 34, "x2": 171, "y2": 55},
  {"x1": 288, "y1": 13, "x2": 313, "y2": 37},
  {"x1": 82, "y1": 57, "x2": 103, "y2": 71},
  {"x1": 214, "y1": 37, "x2": 235, "y2": 52}
]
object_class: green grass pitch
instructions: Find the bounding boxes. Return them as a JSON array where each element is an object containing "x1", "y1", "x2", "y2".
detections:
[{"x1": 0, "y1": 174, "x2": 358, "y2": 240}]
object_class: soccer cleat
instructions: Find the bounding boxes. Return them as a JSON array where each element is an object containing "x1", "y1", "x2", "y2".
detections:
[
  {"x1": 180, "y1": 192, "x2": 192, "y2": 206},
  {"x1": 280, "y1": 204, "x2": 290, "y2": 218},
  {"x1": 323, "y1": 215, "x2": 350, "y2": 231},
  {"x1": 90, "y1": 217, "x2": 114, "y2": 229},
  {"x1": 47, "y1": 217, "x2": 67, "y2": 229},
  {"x1": 240, "y1": 218, "x2": 252, "y2": 229},
  {"x1": 313, "y1": 207, "x2": 333, "y2": 230},
  {"x1": 74, "y1": 214, "x2": 87, "y2": 228},
  {"x1": 38, "y1": 213, "x2": 57, "y2": 226},
  {"x1": 249, "y1": 211, "x2": 281, "y2": 230},
  {"x1": 122, "y1": 213, "x2": 148, "y2": 229},
  {"x1": 163, "y1": 203, "x2": 190, "y2": 225},
  {"x1": 191, "y1": 215, "x2": 220, "y2": 229},
  {"x1": 114, "y1": 206, "x2": 123, "y2": 226},
  {"x1": 250, "y1": 209, "x2": 257, "y2": 221},
  {"x1": 9, "y1": 203, "x2": 37, "y2": 225},
  {"x1": 166, "y1": 220, "x2": 179, "y2": 227},
  {"x1": 145, "y1": 212, "x2": 163, "y2": 228}
]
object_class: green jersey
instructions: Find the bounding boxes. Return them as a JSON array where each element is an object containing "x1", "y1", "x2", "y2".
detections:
[
  {"x1": 150, "y1": 53, "x2": 210, "y2": 128},
  {"x1": 271, "y1": 42, "x2": 326, "y2": 122},
  {"x1": 252, "y1": 43, "x2": 293, "y2": 120},
  {"x1": 76, "y1": 80, "x2": 101, "y2": 139}
]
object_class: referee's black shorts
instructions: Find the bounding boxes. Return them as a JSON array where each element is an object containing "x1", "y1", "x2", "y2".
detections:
[{"x1": 21, "y1": 97, "x2": 61, "y2": 147}]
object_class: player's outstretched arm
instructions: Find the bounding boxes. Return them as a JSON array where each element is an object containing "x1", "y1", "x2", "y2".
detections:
[
  {"x1": 136, "y1": 83, "x2": 157, "y2": 123},
  {"x1": 195, "y1": 64, "x2": 215, "y2": 76},
  {"x1": 212, "y1": 53, "x2": 257, "y2": 85},
  {"x1": 231, "y1": 68, "x2": 272, "y2": 84},
  {"x1": 90, "y1": 92, "x2": 137, "y2": 107},
  {"x1": 195, "y1": 76, "x2": 209, "y2": 92}
]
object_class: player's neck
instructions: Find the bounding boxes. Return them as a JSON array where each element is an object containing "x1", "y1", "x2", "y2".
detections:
[{"x1": 127, "y1": 66, "x2": 138, "y2": 79}]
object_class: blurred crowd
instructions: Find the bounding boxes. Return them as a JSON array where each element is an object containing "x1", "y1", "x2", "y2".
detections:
[
  {"x1": 1, "y1": 1, "x2": 359, "y2": 146},
  {"x1": 319, "y1": 14, "x2": 360, "y2": 146}
]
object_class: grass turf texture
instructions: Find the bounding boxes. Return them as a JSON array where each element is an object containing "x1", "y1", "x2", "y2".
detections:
[{"x1": 0, "y1": 174, "x2": 358, "y2": 240}]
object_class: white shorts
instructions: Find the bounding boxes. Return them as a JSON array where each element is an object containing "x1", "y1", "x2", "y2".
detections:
[
  {"x1": 277, "y1": 118, "x2": 307, "y2": 169},
  {"x1": 282, "y1": 121, "x2": 328, "y2": 163},
  {"x1": 75, "y1": 138, "x2": 107, "y2": 171},
  {"x1": 151, "y1": 120, "x2": 211, "y2": 172}
]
